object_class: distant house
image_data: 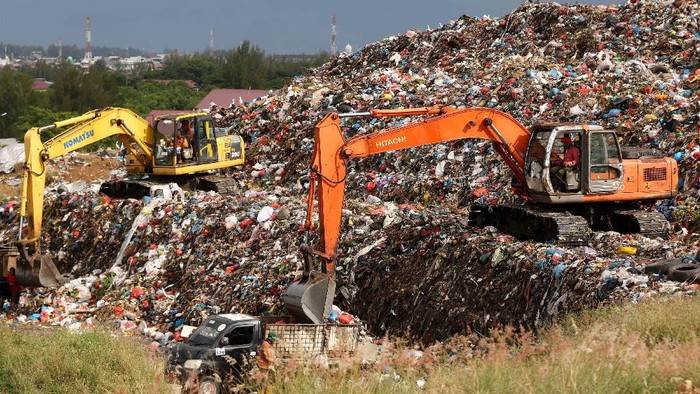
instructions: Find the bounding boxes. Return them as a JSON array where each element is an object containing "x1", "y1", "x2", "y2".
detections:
[
  {"x1": 31, "y1": 78, "x2": 53, "y2": 91},
  {"x1": 144, "y1": 79, "x2": 200, "y2": 91},
  {"x1": 195, "y1": 89, "x2": 270, "y2": 110},
  {"x1": 0, "y1": 55, "x2": 11, "y2": 68}
]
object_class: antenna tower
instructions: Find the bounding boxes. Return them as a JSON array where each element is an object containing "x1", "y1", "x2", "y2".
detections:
[
  {"x1": 85, "y1": 17, "x2": 93, "y2": 63},
  {"x1": 331, "y1": 13, "x2": 337, "y2": 56},
  {"x1": 209, "y1": 28, "x2": 214, "y2": 55}
]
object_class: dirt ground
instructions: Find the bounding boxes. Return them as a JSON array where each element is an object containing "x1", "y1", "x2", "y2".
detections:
[{"x1": 0, "y1": 152, "x2": 121, "y2": 198}]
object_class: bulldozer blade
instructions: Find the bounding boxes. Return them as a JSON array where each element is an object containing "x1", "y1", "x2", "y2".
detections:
[
  {"x1": 282, "y1": 274, "x2": 335, "y2": 324},
  {"x1": 15, "y1": 254, "x2": 66, "y2": 288}
]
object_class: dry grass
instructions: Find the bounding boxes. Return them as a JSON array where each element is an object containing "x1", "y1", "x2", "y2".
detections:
[
  {"x1": 2, "y1": 294, "x2": 700, "y2": 393},
  {"x1": 271, "y1": 294, "x2": 700, "y2": 394}
]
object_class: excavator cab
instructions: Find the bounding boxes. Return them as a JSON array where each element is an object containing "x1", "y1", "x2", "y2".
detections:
[
  {"x1": 150, "y1": 113, "x2": 222, "y2": 168},
  {"x1": 523, "y1": 124, "x2": 626, "y2": 201}
]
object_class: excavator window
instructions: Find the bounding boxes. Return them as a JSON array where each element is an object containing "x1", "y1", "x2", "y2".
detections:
[
  {"x1": 549, "y1": 132, "x2": 581, "y2": 192},
  {"x1": 179, "y1": 119, "x2": 195, "y2": 159},
  {"x1": 154, "y1": 119, "x2": 177, "y2": 166},
  {"x1": 605, "y1": 134, "x2": 621, "y2": 163},
  {"x1": 591, "y1": 133, "x2": 620, "y2": 165},
  {"x1": 590, "y1": 132, "x2": 622, "y2": 180},
  {"x1": 195, "y1": 119, "x2": 218, "y2": 163},
  {"x1": 524, "y1": 130, "x2": 553, "y2": 192},
  {"x1": 180, "y1": 120, "x2": 194, "y2": 141}
]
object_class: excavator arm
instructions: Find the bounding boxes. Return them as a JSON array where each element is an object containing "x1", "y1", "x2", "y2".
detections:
[
  {"x1": 17, "y1": 107, "x2": 154, "y2": 286},
  {"x1": 283, "y1": 106, "x2": 532, "y2": 323}
]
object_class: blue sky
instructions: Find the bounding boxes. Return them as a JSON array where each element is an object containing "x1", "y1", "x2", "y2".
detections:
[{"x1": 0, "y1": 1, "x2": 619, "y2": 55}]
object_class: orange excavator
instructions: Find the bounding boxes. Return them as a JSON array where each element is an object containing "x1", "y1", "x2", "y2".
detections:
[{"x1": 282, "y1": 106, "x2": 678, "y2": 323}]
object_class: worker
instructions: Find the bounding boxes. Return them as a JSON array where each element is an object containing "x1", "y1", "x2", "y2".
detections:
[
  {"x1": 181, "y1": 119, "x2": 193, "y2": 140},
  {"x1": 182, "y1": 119, "x2": 194, "y2": 138},
  {"x1": 550, "y1": 136, "x2": 580, "y2": 191},
  {"x1": 257, "y1": 331, "x2": 277, "y2": 370},
  {"x1": 175, "y1": 131, "x2": 189, "y2": 164},
  {"x1": 7, "y1": 267, "x2": 20, "y2": 308},
  {"x1": 253, "y1": 331, "x2": 277, "y2": 393}
]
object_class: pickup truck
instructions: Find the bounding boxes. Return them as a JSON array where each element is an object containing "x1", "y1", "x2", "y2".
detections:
[{"x1": 166, "y1": 313, "x2": 364, "y2": 393}]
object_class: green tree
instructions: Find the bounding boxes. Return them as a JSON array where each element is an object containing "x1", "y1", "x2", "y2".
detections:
[
  {"x1": 50, "y1": 60, "x2": 121, "y2": 112},
  {"x1": 13, "y1": 106, "x2": 79, "y2": 141},
  {"x1": 77, "y1": 59, "x2": 120, "y2": 109},
  {"x1": 265, "y1": 51, "x2": 329, "y2": 89},
  {"x1": 49, "y1": 65, "x2": 82, "y2": 112},
  {"x1": 0, "y1": 67, "x2": 34, "y2": 139},
  {"x1": 222, "y1": 41, "x2": 266, "y2": 89},
  {"x1": 28, "y1": 89, "x2": 51, "y2": 110},
  {"x1": 115, "y1": 81, "x2": 203, "y2": 114},
  {"x1": 145, "y1": 53, "x2": 219, "y2": 87}
]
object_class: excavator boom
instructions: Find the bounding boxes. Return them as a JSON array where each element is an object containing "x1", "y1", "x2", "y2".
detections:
[{"x1": 17, "y1": 108, "x2": 153, "y2": 287}]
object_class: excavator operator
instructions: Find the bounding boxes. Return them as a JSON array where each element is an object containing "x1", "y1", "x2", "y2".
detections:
[
  {"x1": 550, "y1": 136, "x2": 580, "y2": 191},
  {"x1": 181, "y1": 119, "x2": 193, "y2": 139},
  {"x1": 175, "y1": 131, "x2": 190, "y2": 163}
]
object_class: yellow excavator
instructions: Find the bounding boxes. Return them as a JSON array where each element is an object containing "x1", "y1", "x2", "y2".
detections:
[{"x1": 15, "y1": 107, "x2": 245, "y2": 287}]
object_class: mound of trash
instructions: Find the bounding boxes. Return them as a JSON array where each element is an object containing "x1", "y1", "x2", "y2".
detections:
[{"x1": 1, "y1": 1, "x2": 700, "y2": 344}]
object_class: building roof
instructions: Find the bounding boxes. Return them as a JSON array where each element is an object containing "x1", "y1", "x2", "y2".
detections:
[
  {"x1": 145, "y1": 79, "x2": 200, "y2": 90},
  {"x1": 145, "y1": 109, "x2": 201, "y2": 123},
  {"x1": 31, "y1": 78, "x2": 52, "y2": 91},
  {"x1": 195, "y1": 89, "x2": 270, "y2": 110}
]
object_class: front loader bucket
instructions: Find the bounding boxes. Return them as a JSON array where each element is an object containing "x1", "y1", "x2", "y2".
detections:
[{"x1": 282, "y1": 273, "x2": 335, "y2": 324}]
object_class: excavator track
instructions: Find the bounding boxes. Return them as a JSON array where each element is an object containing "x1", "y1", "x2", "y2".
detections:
[
  {"x1": 100, "y1": 174, "x2": 239, "y2": 199},
  {"x1": 468, "y1": 204, "x2": 591, "y2": 245},
  {"x1": 606, "y1": 209, "x2": 670, "y2": 239},
  {"x1": 190, "y1": 175, "x2": 239, "y2": 195},
  {"x1": 100, "y1": 179, "x2": 167, "y2": 199}
]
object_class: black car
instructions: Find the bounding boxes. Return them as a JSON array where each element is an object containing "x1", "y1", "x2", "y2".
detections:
[{"x1": 166, "y1": 314, "x2": 266, "y2": 394}]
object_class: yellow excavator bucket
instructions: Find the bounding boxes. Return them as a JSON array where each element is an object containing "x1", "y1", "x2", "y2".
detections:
[{"x1": 282, "y1": 273, "x2": 335, "y2": 324}]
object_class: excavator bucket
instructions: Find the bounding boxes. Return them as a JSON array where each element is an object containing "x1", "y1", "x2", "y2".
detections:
[
  {"x1": 14, "y1": 246, "x2": 66, "y2": 288},
  {"x1": 282, "y1": 274, "x2": 335, "y2": 324}
]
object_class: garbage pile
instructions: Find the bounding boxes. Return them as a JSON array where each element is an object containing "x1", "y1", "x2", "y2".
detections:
[
  {"x1": 1, "y1": 1, "x2": 700, "y2": 344},
  {"x1": 217, "y1": 0, "x2": 699, "y2": 205}
]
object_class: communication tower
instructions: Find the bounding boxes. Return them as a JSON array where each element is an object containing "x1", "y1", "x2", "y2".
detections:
[
  {"x1": 85, "y1": 17, "x2": 93, "y2": 63},
  {"x1": 331, "y1": 13, "x2": 337, "y2": 57}
]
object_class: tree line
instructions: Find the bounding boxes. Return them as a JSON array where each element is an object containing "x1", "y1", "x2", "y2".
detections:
[{"x1": 0, "y1": 40, "x2": 328, "y2": 141}]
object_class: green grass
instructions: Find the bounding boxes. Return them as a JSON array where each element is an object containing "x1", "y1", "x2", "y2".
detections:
[{"x1": 0, "y1": 325, "x2": 171, "y2": 394}]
